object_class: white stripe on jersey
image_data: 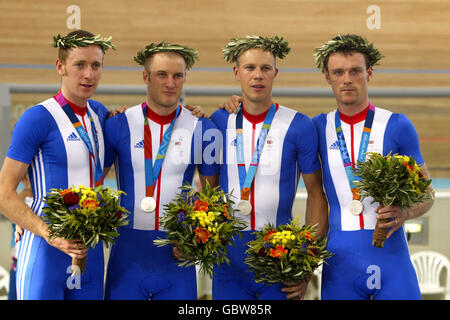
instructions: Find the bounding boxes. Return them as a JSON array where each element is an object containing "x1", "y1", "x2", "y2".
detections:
[
  {"x1": 225, "y1": 105, "x2": 296, "y2": 230},
  {"x1": 17, "y1": 149, "x2": 45, "y2": 299},
  {"x1": 325, "y1": 107, "x2": 392, "y2": 231},
  {"x1": 125, "y1": 105, "x2": 199, "y2": 230},
  {"x1": 42, "y1": 98, "x2": 105, "y2": 187}
]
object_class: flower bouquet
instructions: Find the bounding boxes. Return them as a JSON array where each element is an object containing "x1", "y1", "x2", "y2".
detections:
[
  {"x1": 42, "y1": 185, "x2": 129, "y2": 274},
  {"x1": 354, "y1": 152, "x2": 433, "y2": 248},
  {"x1": 245, "y1": 218, "x2": 333, "y2": 285},
  {"x1": 153, "y1": 184, "x2": 247, "y2": 277}
]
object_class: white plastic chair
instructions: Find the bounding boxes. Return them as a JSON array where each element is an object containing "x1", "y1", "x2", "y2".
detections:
[
  {"x1": 410, "y1": 251, "x2": 450, "y2": 300},
  {"x1": 0, "y1": 265, "x2": 10, "y2": 300}
]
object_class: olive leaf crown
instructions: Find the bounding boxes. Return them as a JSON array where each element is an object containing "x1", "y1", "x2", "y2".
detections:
[
  {"x1": 314, "y1": 34, "x2": 384, "y2": 72},
  {"x1": 52, "y1": 34, "x2": 116, "y2": 52},
  {"x1": 134, "y1": 42, "x2": 198, "y2": 69},
  {"x1": 223, "y1": 35, "x2": 290, "y2": 63}
]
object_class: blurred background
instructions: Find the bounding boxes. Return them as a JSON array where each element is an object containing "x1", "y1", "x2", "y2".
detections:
[{"x1": 0, "y1": 0, "x2": 449, "y2": 300}]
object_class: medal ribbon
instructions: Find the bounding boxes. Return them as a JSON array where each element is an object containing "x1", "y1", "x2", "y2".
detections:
[
  {"x1": 334, "y1": 104, "x2": 375, "y2": 197},
  {"x1": 142, "y1": 103, "x2": 181, "y2": 197},
  {"x1": 55, "y1": 92, "x2": 103, "y2": 186},
  {"x1": 236, "y1": 103, "x2": 277, "y2": 200}
]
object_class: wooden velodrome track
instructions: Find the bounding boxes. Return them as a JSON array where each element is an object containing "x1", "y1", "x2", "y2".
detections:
[{"x1": 0, "y1": 0, "x2": 449, "y2": 178}]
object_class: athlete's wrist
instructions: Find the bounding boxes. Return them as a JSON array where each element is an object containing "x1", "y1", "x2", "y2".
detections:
[{"x1": 401, "y1": 207, "x2": 410, "y2": 221}]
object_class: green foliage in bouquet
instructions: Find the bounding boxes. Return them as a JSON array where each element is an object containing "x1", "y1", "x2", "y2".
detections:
[
  {"x1": 353, "y1": 152, "x2": 433, "y2": 208},
  {"x1": 153, "y1": 184, "x2": 247, "y2": 277},
  {"x1": 245, "y1": 218, "x2": 333, "y2": 285},
  {"x1": 42, "y1": 185, "x2": 129, "y2": 248}
]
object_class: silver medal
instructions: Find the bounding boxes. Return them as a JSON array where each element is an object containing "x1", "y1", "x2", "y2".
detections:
[
  {"x1": 141, "y1": 196, "x2": 156, "y2": 213},
  {"x1": 237, "y1": 200, "x2": 252, "y2": 216},
  {"x1": 350, "y1": 199, "x2": 363, "y2": 216}
]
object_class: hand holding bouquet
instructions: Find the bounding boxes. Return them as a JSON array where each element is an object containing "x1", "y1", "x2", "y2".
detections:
[
  {"x1": 153, "y1": 184, "x2": 247, "y2": 277},
  {"x1": 42, "y1": 185, "x2": 129, "y2": 273},
  {"x1": 354, "y1": 152, "x2": 433, "y2": 248},
  {"x1": 245, "y1": 218, "x2": 332, "y2": 285}
]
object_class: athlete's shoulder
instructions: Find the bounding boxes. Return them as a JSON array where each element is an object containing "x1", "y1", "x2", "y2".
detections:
[
  {"x1": 276, "y1": 105, "x2": 314, "y2": 129},
  {"x1": 387, "y1": 111, "x2": 413, "y2": 127},
  {"x1": 19, "y1": 100, "x2": 56, "y2": 125},
  {"x1": 312, "y1": 112, "x2": 328, "y2": 123},
  {"x1": 210, "y1": 108, "x2": 230, "y2": 122},
  {"x1": 197, "y1": 116, "x2": 218, "y2": 130},
  {"x1": 179, "y1": 106, "x2": 200, "y2": 120},
  {"x1": 88, "y1": 99, "x2": 109, "y2": 117}
]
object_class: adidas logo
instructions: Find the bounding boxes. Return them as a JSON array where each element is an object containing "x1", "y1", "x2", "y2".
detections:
[
  {"x1": 67, "y1": 132, "x2": 80, "y2": 141},
  {"x1": 231, "y1": 138, "x2": 237, "y2": 147},
  {"x1": 329, "y1": 141, "x2": 340, "y2": 150},
  {"x1": 134, "y1": 140, "x2": 144, "y2": 148}
]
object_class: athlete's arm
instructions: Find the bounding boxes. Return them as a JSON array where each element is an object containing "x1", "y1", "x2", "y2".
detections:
[
  {"x1": 0, "y1": 157, "x2": 88, "y2": 259},
  {"x1": 218, "y1": 95, "x2": 242, "y2": 114},
  {"x1": 103, "y1": 166, "x2": 112, "y2": 177},
  {"x1": 281, "y1": 168, "x2": 328, "y2": 300},
  {"x1": 377, "y1": 114, "x2": 434, "y2": 238},
  {"x1": 376, "y1": 164, "x2": 434, "y2": 238},
  {"x1": 184, "y1": 105, "x2": 209, "y2": 118},
  {"x1": 199, "y1": 173, "x2": 219, "y2": 188},
  {"x1": 303, "y1": 169, "x2": 329, "y2": 238}
]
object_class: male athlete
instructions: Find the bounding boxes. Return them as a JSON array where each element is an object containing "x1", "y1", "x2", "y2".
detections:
[
  {"x1": 103, "y1": 42, "x2": 220, "y2": 299},
  {"x1": 210, "y1": 36, "x2": 328, "y2": 300},
  {"x1": 312, "y1": 34, "x2": 434, "y2": 299},
  {"x1": 0, "y1": 30, "x2": 114, "y2": 299}
]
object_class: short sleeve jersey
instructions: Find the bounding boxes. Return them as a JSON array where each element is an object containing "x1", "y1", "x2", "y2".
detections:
[
  {"x1": 313, "y1": 106, "x2": 424, "y2": 231},
  {"x1": 105, "y1": 104, "x2": 220, "y2": 230},
  {"x1": 7, "y1": 97, "x2": 110, "y2": 217},
  {"x1": 210, "y1": 105, "x2": 320, "y2": 231}
]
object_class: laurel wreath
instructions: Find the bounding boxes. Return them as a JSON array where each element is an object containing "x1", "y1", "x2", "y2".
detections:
[
  {"x1": 52, "y1": 34, "x2": 116, "y2": 52},
  {"x1": 133, "y1": 42, "x2": 198, "y2": 69},
  {"x1": 314, "y1": 34, "x2": 384, "y2": 72},
  {"x1": 222, "y1": 35, "x2": 290, "y2": 63}
]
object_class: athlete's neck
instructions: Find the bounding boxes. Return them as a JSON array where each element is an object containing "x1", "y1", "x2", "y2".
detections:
[
  {"x1": 241, "y1": 97, "x2": 272, "y2": 116},
  {"x1": 145, "y1": 101, "x2": 179, "y2": 125},
  {"x1": 56, "y1": 90, "x2": 87, "y2": 116},
  {"x1": 146, "y1": 98, "x2": 178, "y2": 116},
  {"x1": 339, "y1": 104, "x2": 370, "y2": 124},
  {"x1": 337, "y1": 97, "x2": 370, "y2": 117},
  {"x1": 60, "y1": 88, "x2": 88, "y2": 109}
]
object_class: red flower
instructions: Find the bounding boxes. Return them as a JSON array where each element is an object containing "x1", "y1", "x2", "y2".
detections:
[
  {"x1": 269, "y1": 245, "x2": 287, "y2": 259},
  {"x1": 115, "y1": 210, "x2": 123, "y2": 219},
  {"x1": 258, "y1": 247, "x2": 266, "y2": 257},
  {"x1": 194, "y1": 226, "x2": 210, "y2": 244},
  {"x1": 194, "y1": 200, "x2": 209, "y2": 212},
  {"x1": 403, "y1": 162, "x2": 414, "y2": 172},
  {"x1": 264, "y1": 230, "x2": 277, "y2": 242},
  {"x1": 63, "y1": 192, "x2": 79, "y2": 206},
  {"x1": 309, "y1": 247, "x2": 319, "y2": 256}
]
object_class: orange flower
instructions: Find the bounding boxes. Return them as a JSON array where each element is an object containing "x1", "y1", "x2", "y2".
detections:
[
  {"x1": 301, "y1": 231, "x2": 315, "y2": 242},
  {"x1": 403, "y1": 161, "x2": 414, "y2": 172},
  {"x1": 60, "y1": 189, "x2": 73, "y2": 196},
  {"x1": 194, "y1": 226, "x2": 210, "y2": 244},
  {"x1": 223, "y1": 204, "x2": 230, "y2": 219},
  {"x1": 264, "y1": 230, "x2": 277, "y2": 242},
  {"x1": 269, "y1": 245, "x2": 287, "y2": 259},
  {"x1": 194, "y1": 200, "x2": 209, "y2": 212},
  {"x1": 82, "y1": 198, "x2": 99, "y2": 210}
]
